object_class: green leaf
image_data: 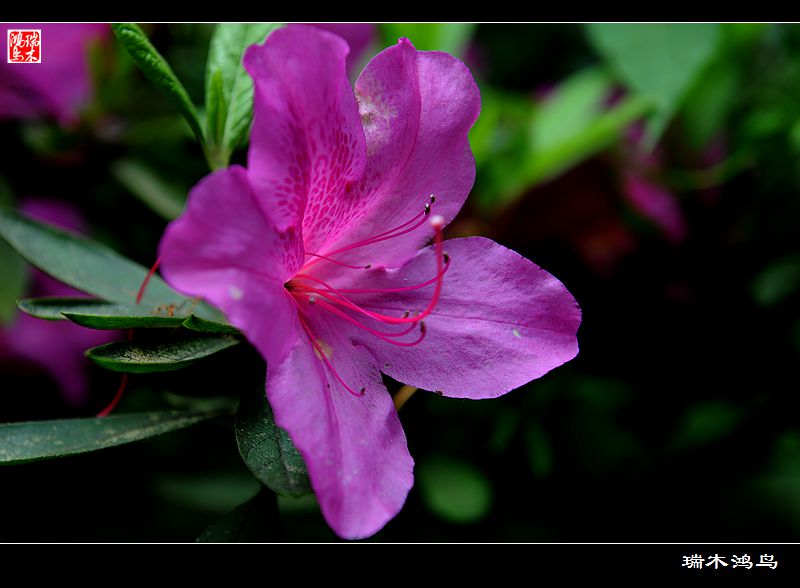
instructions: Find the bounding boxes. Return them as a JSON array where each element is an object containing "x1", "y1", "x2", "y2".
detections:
[
  {"x1": 751, "y1": 255, "x2": 800, "y2": 307},
  {"x1": 205, "y1": 68, "x2": 227, "y2": 148},
  {"x1": 524, "y1": 423, "x2": 553, "y2": 479},
  {"x1": 671, "y1": 401, "x2": 743, "y2": 450},
  {"x1": 417, "y1": 456, "x2": 493, "y2": 524},
  {"x1": 197, "y1": 489, "x2": 279, "y2": 542},
  {"x1": 110, "y1": 159, "x2": 186, "y2": 221},
  {"x1": 204, "y1": 23, "x2": 283, "y2": 168},
  {"x1": 112, "y1": 23, "x2": 204, "y2": 145},
  {"x1": 0, "y1": 236, "x2": 27, "y2": 325},
  {"x1": 586, "y1": 23, "x2": 721, "y2": 145},
  {"x1": 0, "y1": 411, "x2": 216, "y2": 465},
  {"x1": 0, "y1": 207, "x2": 222, "y2": 321},
  {"x1": 86, "y1": 335, "x2": 239, "y2": 373},
  {"x1": 236, "y1": 386, "x2": 310, "y2": 497},
  {"x1": 182, "y1": 314, "x2": 241, "y2": 335},
  {"x1": 472, "y1": 69, "x2": 650, "y2": 211},
  {"x1": 524, "y1": 68, "x2": 651, "y2": 185},
  {"x1": 153, "y1": 472, "x2": 259, "y2": 513},
  {"x1": 18, "y1": 297, "x2": 185, "y2": 328},
  {"x1": 19, "y1": 296, "x2": 237, "y2": 333},
  {"x1": 382, "y1": 23, "x2": 476, "y2": 57}
]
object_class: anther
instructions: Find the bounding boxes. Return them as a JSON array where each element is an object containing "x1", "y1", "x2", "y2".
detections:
[
  {"x1": 359, "y1": 387, "x2": 366, "y2": 395},
  {"x1": 364, "y1": 264, "x2": 372, "y2": 269},
  {"x1": 430, "y1": 194, "x2": 436, "y2": 204},
  {"x1": 443, "y1": 252, "x2": 450, "y2": 264}
]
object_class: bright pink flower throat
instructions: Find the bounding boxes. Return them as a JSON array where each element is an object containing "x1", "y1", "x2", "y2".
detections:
[{"x1": 285, "y1": 195, "x2": 450, "y2": 397}]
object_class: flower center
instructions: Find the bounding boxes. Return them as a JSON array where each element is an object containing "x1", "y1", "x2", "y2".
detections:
[{"x1": 284, "y1": 195, "x2": 450, "y2": 397}]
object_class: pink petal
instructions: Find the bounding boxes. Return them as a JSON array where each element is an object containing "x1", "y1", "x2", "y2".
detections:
[
  {"x1": 243, "y1": 25, "x2": 367, "y2": 252},
  {"x1": 341, "y1": 237, "x2": 581, "y2": 398},
  {"x1": 267, "y1": 313, "x2": 414, "y2": 539},
  {"x1": 158, "y1": 166, "x2": 302, "y2": 365},
  {"x1": 326, "y1": 38, "x2": 480, "y2": 269}
]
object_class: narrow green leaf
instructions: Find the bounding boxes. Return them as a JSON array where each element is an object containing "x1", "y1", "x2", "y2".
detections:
[
  {"x1": 197, "y1": 489, "x2": 279, "y2": 542},
  {"x1": 112, "y1": 23, "x2": 205, "y2": 145},
  {"x1": 472, "y1": 69, "x2": 651, "y2": 211},
  {"x1": 204, "y1": 23, "x2": 283, "y2": 167},
  {"x1": 18, "y1": 297, "x2": 237, "y2": 334},
  {"x1": 19, "y1": 297, "x2": 139, "y2": 320},
  {"x1": 182, "y1": 314, "x2": 241, "y2": 335},
  {"x1": 111, "y1": 159, "x2": 186, "y2": 221},
  {"x1": 0, "y1": 411, "x2": 216, "y2": 464},
  {"x1": 0, "y1": 207, "x2": 222, "y2": 321},
  {"x1": 0, "y1": 237, "x2": 27, "y2": 325},
  {"x1": 586, "y1": 23, "x2": 721, "y2": 145},
  {"x1": 236, "y1": 386, "x2": 310, "y2": 497},
  {"x1": 86, "y1": 335, "x2": 239, "y2": 373},
  {"x1": 205, "y1": 68, "x2": 228, "y2": 148},
  {"x1": 64, "y1": 311, "x2": 183, "y2": 330},
  {"x1": 524, "y1": 71, "x2": 652, "y2": 186}
]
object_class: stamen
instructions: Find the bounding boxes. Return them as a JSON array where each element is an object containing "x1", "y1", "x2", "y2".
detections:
[
  {"x1": 304, "y1": 252, "x2": 371, "y2": 270},
  {"x1": 96, "y1": 373, "x2": 128, "y2": 417},
  {"x1": 287, "y1": 197, "x2": 445, "y2": 400},
  {"x1": 98, "y1": 256, "x2": 162, "y2": 417},
  {"x1": 312, "y1": 298, "x2": 427, "y2": 347},
  {"x1": 324, "y1": 259, "x2": 451, "y2": 294},
  {"x1": 304, "y1": 196, "x2": 437, "y2": 270},
  {"x1": 136, "y1": 256, "x2": 162, "y2": 304},
  {"x1": 296, "y1": 313, "x2": 365, "y2": 397},
  {"x1": 291, "y1": 216, "x2": 447, "y2": 326}
]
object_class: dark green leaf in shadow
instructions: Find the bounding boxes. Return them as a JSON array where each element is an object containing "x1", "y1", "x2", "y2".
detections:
[
  {"x1": 86, "y1": 335, "x2": 239, "y2": 373},
  {"x1": 111, "y1": 159, "x2": 187, "y2": 221},
  {"x1": 236, "y1": 386, "x2": 311, "y2": 497},
  {"x1": 417, "y1": 456, "x2": 493, "y2": 524},
  {"x1": 197, "y1": 488, "x2": 280, "y2": 542},
  {"x1": 0, "y1": 237, "x2": 27, "y2": 325},
  {"x1": 0, "y1": 411, "x2": 216, "y2": 464}
]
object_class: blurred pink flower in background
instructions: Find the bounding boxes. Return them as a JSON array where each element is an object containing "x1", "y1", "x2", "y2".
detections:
[
  {"x1": 0, "y1": 199, "x2": 117, "y2": 405},
  {"x1": 0, "y1": 23, "x2": 108, "y2": 126},
  {"x1": 310, "y1": 23, "x2": 376, "y2": 71}
]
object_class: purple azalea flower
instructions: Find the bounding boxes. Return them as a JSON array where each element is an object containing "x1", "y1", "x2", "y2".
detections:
[
  {"x1": 159, "y1": 25, "x2": 580, "y2": 539},
  {"x1": 0, "y1": 199, "x2": 117, "y2": 405},
  {"x1": 0, "y1": 23, "x2": 108, "y2": 125}
]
